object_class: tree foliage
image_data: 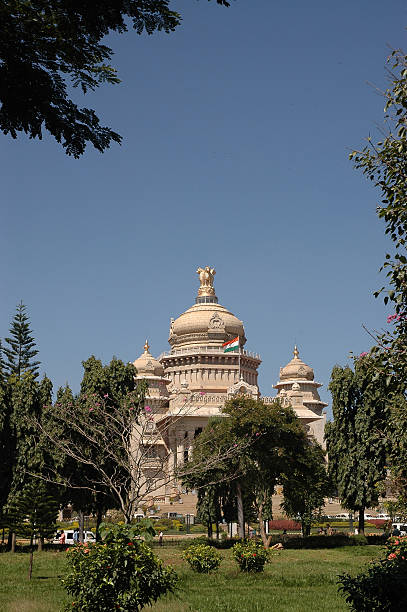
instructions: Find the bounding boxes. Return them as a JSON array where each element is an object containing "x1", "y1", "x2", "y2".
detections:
[
  {"x1": 39, "y1": 356, "x2": 146, "y2": 523},
  {"x1": 7, "y1": 479, "x2": 58, "y2": 577},
  {"x1": 7, "y1": 479, "x2": 58, "y2": 542},
  {"x1": 3, "y1": 302, "x2": 40, "y2": 379},
  {"x1": 0, "y1": 0, "x2": 230, "y2": 157},
  {"x1": 325, "y1": 357, "x2": 388, "y2": 533},
  {"x1": 281, "y1": 440, "x2": 332, "y2": 536},
  {"x1": 182, "y1": 396, "x2": 319, "y2": 547},
  {"x1": 350, "y1": 43, "x2": 407, "y2": 513}
]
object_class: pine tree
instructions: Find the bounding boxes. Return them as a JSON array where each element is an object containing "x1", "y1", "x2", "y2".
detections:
[
  {"x1": 0, "y1": 340, "x2": 5, "y2": 383},
  {"x1": 7, "y1": 480, "x2": 58, "y2": 578},
  {"x1": 4, "y1": 302, "x2": 40, "y2": 378}
]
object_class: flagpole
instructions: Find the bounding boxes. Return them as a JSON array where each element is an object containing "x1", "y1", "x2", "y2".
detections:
[{"x1": 238, "y1": 336, "x2": 241, "y2": 380}]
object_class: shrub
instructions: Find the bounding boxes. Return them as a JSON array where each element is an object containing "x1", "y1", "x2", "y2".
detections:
[
  {"x1": 368, "y1": 519, "x2": 386, "y2": 529},
  {"x1": 366, "y1": 534, "x2": 388, "y2": 545},
  {"x1": 62, "y1": 523, "x2": 177, "y2": 611},
  {"x1": 182, "y1": 543, "x2": 222, "y2": 573},
  {"x1": 269, "y1": 519, "x2": 301, "y2": 531},
  {"x1": 338, "y1": 535, "x2": 407, "y2": 611},
  {"x1": 232, "y1": 540, "x2": 269, "y2": 572},
  {"x1": 283, "y1": 534, "x2": 368, "y2": 549}
]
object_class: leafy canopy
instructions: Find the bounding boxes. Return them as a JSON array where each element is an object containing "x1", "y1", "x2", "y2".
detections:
[
  {"x1": 0, "y1": 0, "x2": 230, "y2": 157},
  {"x1": 350, "y1": 43, "x2": 407, "y2": 514},
  {"x1": 325, "y1": 356, "x2": 388, "y2": 532}
]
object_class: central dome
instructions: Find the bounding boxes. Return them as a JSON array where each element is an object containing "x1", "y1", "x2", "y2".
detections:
[{"x1": 168, "y1": 267, "x2": 246, "y2": 349}]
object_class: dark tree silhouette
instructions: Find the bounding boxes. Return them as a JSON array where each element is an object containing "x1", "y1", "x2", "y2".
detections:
[{"x1": 3, "y1": 302, "x2": 40, "y2": 378}]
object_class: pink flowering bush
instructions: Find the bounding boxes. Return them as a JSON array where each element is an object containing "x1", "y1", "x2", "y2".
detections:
[
  {"x1": 386, "y1": 535, "x2": 407, "y2": 563},
  {"x1": 62, "y1": 523, "x2": 177, "y2": 611},
  {"x1": 338, "y1": 535, "x2": 407, "y2": 610},
  {"x1": 232, "y1": 541, "x2": 269, "y2": 572}
]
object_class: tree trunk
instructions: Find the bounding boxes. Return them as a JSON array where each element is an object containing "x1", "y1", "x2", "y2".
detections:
[
  {"x1": 28, "y1": 536, "x2": 33, "y2": 580},
  {"x1": 78, "y1": 511, "x2": 84, "y2": 543},
  {"x1": 1, "y1": 527, "x2": 4, "y2": 544},
  {"x1": 258, "y1": 504, "x2": 272, "y2": 549},
  {"x1": 236, "y1": 481, "x2": 245, "y2": 540},
  {"x1": 216, "y1": 522, "x2": 219, "y2": 540},
  {"x1": 38, "y1": 536, "x2": 43, "y2": 552},
  {"x1": 11, "y1": 532, "x2": 16, "y2": 553},
  {"x1": 96, "y1": 508, "x2": 103, "y2": 541},
  {"x1": 207, "y1": 521, "x2": 213, "y2": 539},
  {"x1": 358, "y1": 507, "x2": 365, "y2": 535}
]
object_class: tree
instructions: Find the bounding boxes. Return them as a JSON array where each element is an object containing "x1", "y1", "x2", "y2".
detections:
[
  {"x1": 0, "y1": 340, "x2": 5, "y2": 382},
  {"x1": 325, "y1": 357, "x2": 388, "y2": 534},
  {"x1": 182, "y1": 396, "x2": 311, "y2": 547},
  {"x1": 0, "y1": 0, "x2": 230, "y2": 157},
  {"x1": 5, "y1": 372, "x2": 54, "y2": 550},
  {"x1": 7, "y1": 480, "x2": 58, "y2": 579},
  {"x1": 0, "y1": 371, "x2": 13, "y2": 531},
  {"x1": 281, "y1": 441, "x2": 332, "y2": 536},
  {"x1": 3, "y1": 302, "x2": 40, "y2": 378},
  {"x1": 36, "y1": 356, "x2": 212, "y2": 524},
  {"x1": 350, "y1": 43, "x2": 407, "y2": 514}
]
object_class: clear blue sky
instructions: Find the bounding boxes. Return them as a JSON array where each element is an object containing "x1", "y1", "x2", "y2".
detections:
[{"x1": 1, "y1": 0, "x2": 406, "y2": 413}]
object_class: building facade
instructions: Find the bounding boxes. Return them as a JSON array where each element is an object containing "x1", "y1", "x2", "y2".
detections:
[{"x1": 132, "y1": 267, "x2": 327, "y2": 505}]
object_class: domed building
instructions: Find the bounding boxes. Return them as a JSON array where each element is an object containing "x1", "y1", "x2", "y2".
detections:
[{"x1": 133, "y1": 267, "x2": 327, "y2": 506}]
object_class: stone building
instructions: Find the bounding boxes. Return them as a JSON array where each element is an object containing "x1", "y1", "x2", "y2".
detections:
[{"x1": 132, "y1": 267, "x2": 327, "y2": 506}]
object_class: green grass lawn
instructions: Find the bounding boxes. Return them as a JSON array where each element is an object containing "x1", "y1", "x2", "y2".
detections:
[{"x1": 0, "y1": 545, "x2": 382, "y2": 612}]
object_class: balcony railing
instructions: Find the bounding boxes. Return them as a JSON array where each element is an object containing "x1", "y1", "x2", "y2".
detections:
[{"x1": 158, "y1": 346, "x2": 261, "y2": 360}]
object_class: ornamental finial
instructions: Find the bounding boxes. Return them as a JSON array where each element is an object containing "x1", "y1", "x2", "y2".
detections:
[
  {"x1": 293, "y1": 345, "x2": 299, "y2": 359},
  {"x1": 196, "y1": 266, "x2": 216, "y2": 297},
  {"x1": 144, "y1": 339, "x2": 150, "y2": 353}
]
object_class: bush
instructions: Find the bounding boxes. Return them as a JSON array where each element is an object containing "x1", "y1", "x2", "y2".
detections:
[
  {"x1": 269, "y1": 519, "x2": 301, "y2": 531},
  {"x1": 182, "y1": 543, "x2": 222, "y2": 573},
  {"x1": 62, "y1": 523, "x2": 177, "y2": 611},
  {"x1": 283, "y1": 534, "x2": 368, "y2": 549},
  {"x1": 232, "y1": 540, "x2": 269, "y2": 572},
  {"x1": 366, "y1": 534, "x2": 388, "y2": 545},
  {"x1": 338, "y1": 535, "x2": 407, "y2": 611}
]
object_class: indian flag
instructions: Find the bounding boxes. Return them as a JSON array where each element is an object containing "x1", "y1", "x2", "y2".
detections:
[{"x1": 223, "y1": 336, "x2": 239, "y2": 353}]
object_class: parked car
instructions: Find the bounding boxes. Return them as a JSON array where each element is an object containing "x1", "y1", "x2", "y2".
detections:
[{"x1": 54, "y1": 530, "x2": 96, "y2": 545}]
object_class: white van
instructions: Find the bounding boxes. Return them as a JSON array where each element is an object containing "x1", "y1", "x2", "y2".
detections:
[
  {"x1": 392, "y1": 523, "x2": 407, "y2": 536},
  {"x1": 54, "y1": 530, "x2": 96, "y2": 545}
]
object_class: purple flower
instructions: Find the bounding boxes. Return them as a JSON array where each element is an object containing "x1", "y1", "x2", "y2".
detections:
[
  {"x1": 359, "y1": 352, "x2": 368, "y2": 358},
  {"x1": 145, "y1": 406, "x2": 152, "y2": 412},
  {"x1": 104, "y1": 393, "x2": 109, "y2": 398}
]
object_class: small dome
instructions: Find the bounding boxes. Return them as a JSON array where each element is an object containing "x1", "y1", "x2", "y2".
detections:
[
  {"x1": 133, "y1": 341, "x2": 164, "y2": 377},
  {"x1": 280, "y1": 346, "x2": 314, "y2": 381}
]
